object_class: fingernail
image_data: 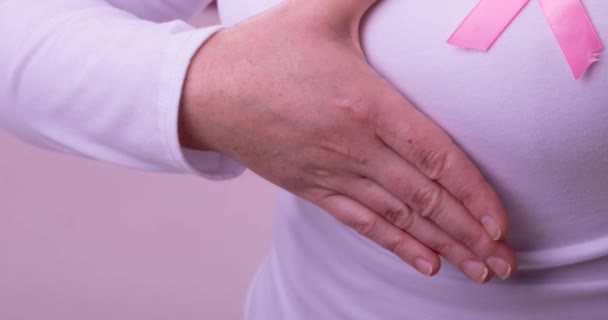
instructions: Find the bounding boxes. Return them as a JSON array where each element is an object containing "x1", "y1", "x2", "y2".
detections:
[
  {"x1": 487, "y1": 257, "x2": 512, "y2": 280},
  {"x1": 462, "y1": 260, "x2": 488, "y2": 284},
  {"x1": 415, "y1": 258, "x2": 433, "y2": 276},
  {"x1": 481, "y1": 216, "x2": 502, "y2": 240}
]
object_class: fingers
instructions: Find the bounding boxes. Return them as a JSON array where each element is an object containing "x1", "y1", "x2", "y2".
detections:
[
  {"x1": 401, "y1": 209, "x2": 516, "y2": 282},
  {"x1": 360, "y1": 146, "x2": 517, "y2": 279},
  {"x1": 375, "y1": 94, "x2": 510, "y2": 241},
  {"x1": 406, "y1": 214, "x2": 499, "y2": 283},
  {"x1": 318, "y1": 193, "x2": 441, "y2": 277},
  {"x1": 335, "y1": 176, "x2": 500, "y2": 283}
]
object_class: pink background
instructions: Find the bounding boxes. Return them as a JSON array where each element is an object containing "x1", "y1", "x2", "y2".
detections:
[{"x1": 0, "y1": 7, "x2": 277, "y2": 320}]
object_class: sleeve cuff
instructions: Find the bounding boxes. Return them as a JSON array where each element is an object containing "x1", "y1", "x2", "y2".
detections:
[{"x1": 158, "y1": 23, "x2": 246, "y2": 180}]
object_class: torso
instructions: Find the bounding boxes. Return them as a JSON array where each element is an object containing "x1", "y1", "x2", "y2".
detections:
[{"x1": 217, "y1": 1, "x2": 608, "y2": 318}]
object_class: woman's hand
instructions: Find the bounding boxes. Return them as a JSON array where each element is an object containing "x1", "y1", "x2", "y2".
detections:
[{"x1": 180, "y1": 0, "x2": 517, "y2": 283}]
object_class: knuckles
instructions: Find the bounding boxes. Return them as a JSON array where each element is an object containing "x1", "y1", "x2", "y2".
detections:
[
  {"x1": 348, "y1": 213, "x2": 378, "y2": 237},
  {"x1": 383, "y1": 234, "x2": 407, "y2": 255},
  {"x1": 415, "y1": 147, "x2": 450, "y2": 181},
  {"x1": 332, "y1": 93, "x2": 378, "y2": 128},
  {"x1": 411, "y1": 184, "x2": 444, "y2": 220},
  {"x1": 383, "y1": 204, "x2": 415, "y2": 231}
]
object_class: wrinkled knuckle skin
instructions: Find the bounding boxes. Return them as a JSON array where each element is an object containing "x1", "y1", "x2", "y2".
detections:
[
  {"x1": 333, "y1": 94, "x2": 376, "y2": 127},
  {"x1": 412, "y1": 185, "x2": 443, "y2": 220},
  {"x1": 383, "y1": 235, "x2": 405, "y2": 255},
  {"x1": 349, "y1": 214, "x2": 377, "y2": 237},
  {"x1": 384, "y1": 204, "x2": 414, "y2": 231},
  {"x1": 383, "y1": 204, "x2": 403, "y2": 224},
  {"x1": 417, "y1": 148, "x2": 449, "y2": 181}
]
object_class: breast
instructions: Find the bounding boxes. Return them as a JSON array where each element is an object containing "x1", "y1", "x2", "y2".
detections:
[{"x1": 218, "y1": 0, "x2": 608, "y2": 262}]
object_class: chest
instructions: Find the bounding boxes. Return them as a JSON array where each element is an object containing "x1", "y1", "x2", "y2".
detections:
[{"x1": 218, "y1": 0, "x2": 608, "y2": 165}]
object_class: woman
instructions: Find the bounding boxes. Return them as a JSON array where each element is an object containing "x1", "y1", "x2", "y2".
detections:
[
  {"x1": 212, "y1": 1, "x2": 608, "y2": 319},
  {"x1": 1, "y1": 0, "x2": 606, "y2": 319}
]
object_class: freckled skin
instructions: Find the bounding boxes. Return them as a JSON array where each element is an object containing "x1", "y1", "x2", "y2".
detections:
[{"x1": 179, "y1": 0, "x2": 516, "y2": 283}]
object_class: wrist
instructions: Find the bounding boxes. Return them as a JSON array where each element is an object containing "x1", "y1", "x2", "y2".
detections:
[{"x1": 178, "y1": 29, "x2": 227, "y2": 153}]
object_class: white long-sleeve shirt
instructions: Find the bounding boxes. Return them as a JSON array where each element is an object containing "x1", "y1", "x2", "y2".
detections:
[
  {"x1": 218, "y1": 1, "x2": 608, "y2": 319},
  {"x1": 3, "y1": 1, "x2": 608, "y2": 319},
  {"x1": 0, "y1": 0, "x2": 243, "y2": 179}
]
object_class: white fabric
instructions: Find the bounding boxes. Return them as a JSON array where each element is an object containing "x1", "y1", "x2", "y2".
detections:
[
  {"x1": 0, "y1": 0, "x2": 244, "y2": 179},
  {"x1": 216, "y1": 1, "x2": 608, "y2": 319},
  {"x1": 2, "y1": 0, "x2": 607, "y2": 319}
]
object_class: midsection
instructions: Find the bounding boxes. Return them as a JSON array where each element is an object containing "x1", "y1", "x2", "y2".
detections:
[{"x1": 218, "y1": 0, "x2": 608, "y2": 264}]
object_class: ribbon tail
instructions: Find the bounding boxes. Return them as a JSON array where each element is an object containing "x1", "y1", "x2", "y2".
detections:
[
  {"x1": 538, "y1": 0, "x2": 604, "y2": 79},
  {"x1": 448, "y1": 0, "x2": 530, "y2": 51}
]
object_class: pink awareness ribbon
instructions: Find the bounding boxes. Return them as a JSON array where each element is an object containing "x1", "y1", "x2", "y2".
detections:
[{"x1": 448, "y1": 0, "x2": 604, "y2": 79}]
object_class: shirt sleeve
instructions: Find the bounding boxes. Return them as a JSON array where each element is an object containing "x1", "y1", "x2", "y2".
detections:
[
  {"x1": 0, "y1": 0, "x2": 245, "y2": 180},
  {"x1": 105, "y1": 0, "x2": 212, "y2": 23}
]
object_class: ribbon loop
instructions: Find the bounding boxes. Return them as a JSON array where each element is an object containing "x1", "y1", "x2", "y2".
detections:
[
  {"x1": 538, "y1": 0, "x2": 604, "y2": 79},
  {"x1": 448, "y1": 0, "x2": 604, "y2": 79}
]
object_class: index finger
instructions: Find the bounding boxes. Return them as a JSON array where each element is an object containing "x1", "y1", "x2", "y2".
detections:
[{"x1": 375, "y1": 94, "x2": 510, "y2": 241}]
